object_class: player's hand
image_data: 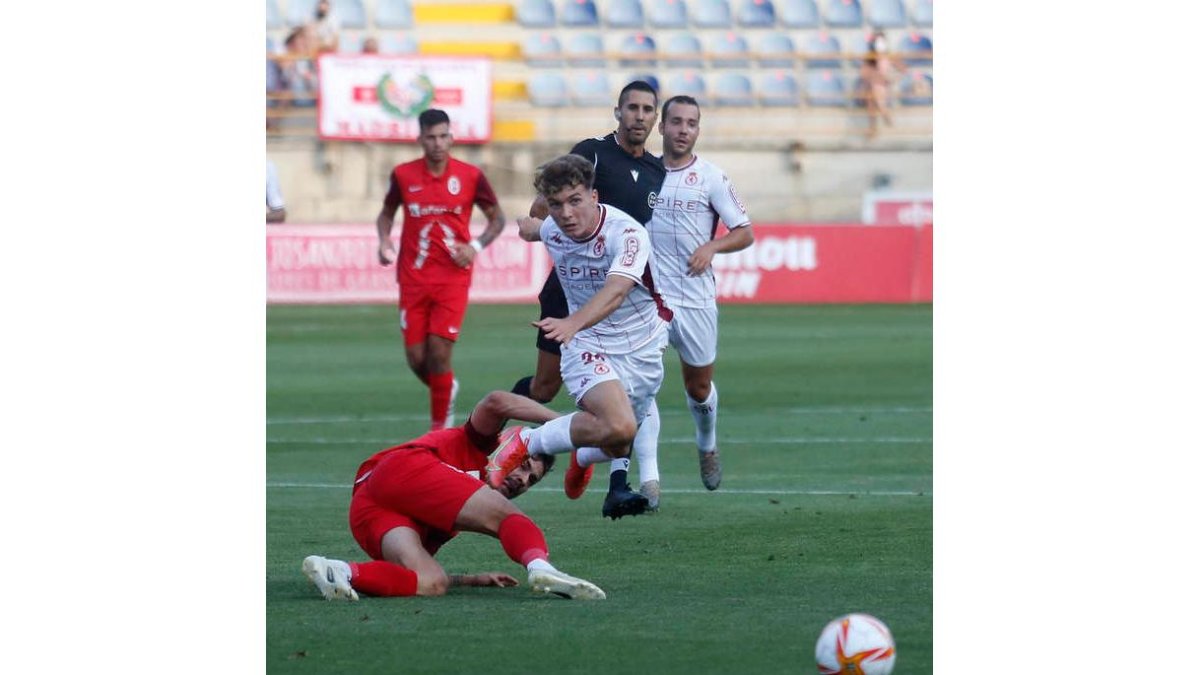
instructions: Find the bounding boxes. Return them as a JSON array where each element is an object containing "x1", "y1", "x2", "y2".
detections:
[
  {"x1": 687, "y1": 243, "x2": 717, "y2": 276},
  {"x1": 517, "y1": 216, "x2": 544, "y2": 242},
  {"x1": 378, "y1": 239, "x2": 396, "y2": 266},
  {"x1": 450, "y1": 242, "x2": 476, "y2": 268},
  {"x1": 469, "y1": 573, "x2": 519, "y2": 588},
  {"x1": 533, "y1": 317, "x2": 578, "y2": 346}
]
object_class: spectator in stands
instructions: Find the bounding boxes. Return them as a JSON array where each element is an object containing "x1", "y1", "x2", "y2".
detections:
[
  {"x1": 363, "y1": 36, "x2": 380, "y2": 54},
  {"x1": 267, "y1": 159, "x2": 287, "y2": 223},
  {"x1": 311, "y1": 0, "x2": 341, "y2": 53},
  {"x1": 859, "y1": 29, "x2": 906, "y2": 139},
  {"x1": 282, "y1": 26, "x2": 319, "y2": 107}
]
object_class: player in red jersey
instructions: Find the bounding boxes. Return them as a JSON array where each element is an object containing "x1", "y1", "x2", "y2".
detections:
[
  {"x1": 375, "y1": 109, "x2": 508, "y2": 430},
  {"x1": 302, "y1": 391, "x2": 607, "y2": 601}
]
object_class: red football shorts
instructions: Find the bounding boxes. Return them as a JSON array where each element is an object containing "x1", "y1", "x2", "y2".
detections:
[
  {"x1": 349, "y1": 447, "x2": 486, "y2": 560},
  {"x1": 398, "y1": 283, "x2": 469, "y2": 346}
]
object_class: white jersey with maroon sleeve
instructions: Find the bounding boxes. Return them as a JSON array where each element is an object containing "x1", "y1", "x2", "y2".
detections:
[
  {"x1": 540, "y1": 205, "x2": 671, "y2": 355},
  {"x1": 647, "y1": 156, "x2": 751, "y2": 309}
]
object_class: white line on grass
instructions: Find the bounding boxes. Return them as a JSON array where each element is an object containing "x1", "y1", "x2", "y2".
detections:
[
  {"x1": 266, "y1": 482, "x2": 928, "y2": 496},
  {"x1": 266, "y1": 437, "x2": 931, "y2": 445}
]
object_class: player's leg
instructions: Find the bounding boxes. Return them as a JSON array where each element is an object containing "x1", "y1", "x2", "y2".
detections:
[
  {"x1": 529, "y1": 350, "x2": 564, "y2": 403},
  {"x1": 425, "y1": 284, "x2": 468, "y2": 429},
  {"x1": 617, "y1": 331, "x2": 668, "y2": 510},
  {"x1": 512, "y1": 273, "x2": 566, "y2": 403},
  {"x1": 633, "y1": 398, "x2": 662, "y2": 510},
  {"x1": 400, "y1": 286, "x2": 433, "y2": 384},
  {"x1": 675, "y1": 307, "x2": 722, "y2": 490},
  {"x1": 306, "y1": 527, "x2": 442, "y2": 599}
]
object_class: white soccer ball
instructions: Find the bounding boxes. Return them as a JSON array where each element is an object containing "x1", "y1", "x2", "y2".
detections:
[{"x1": 814, "y1": 613, "x2": 896, "y2": 675}]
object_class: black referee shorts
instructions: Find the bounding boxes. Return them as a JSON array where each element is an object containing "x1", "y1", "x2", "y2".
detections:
[{"x1": 536, "y1": 272, "x2": 569, "y2": 356}]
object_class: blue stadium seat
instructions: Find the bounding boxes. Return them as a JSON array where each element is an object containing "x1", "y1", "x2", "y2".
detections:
[
  {"x1": 376, "y1": 0, "x2": 414, "y2": 28},
  {"x1": 571, "y1": 71, "x2": 612, "y2": 106},
  {"x1": 287, "y1": 0, "x2": 319, "y2": 26},
  {"x1": 662, "y1": 32, "x2": 704, "y2": 68},
  {"x1": 517, "y1": 0, "x2": 556, "y2": 26},
  {"x1": 334, "y1": 0, "x2": 367, "y2": 28},
  {"x1": 823, "y1": 0, "x2": 863, "y2": 27},
  {"x1": 692, "y1": 0, "x2": 732, "y2": 27},
  {"x1": 523, "y1": 32, "x2": 564, "y2": 67},
  {"x1": 665, "y1": 71, "x2": 707, "y2": 102},
  {"x1": 566, "y1": 32, "x2": 606, "y2": 67},
  {"x1": 647, "y1": 0, "x2": 689, "y2": 28},
  {"x1": 737, "y1": 0, "x2": 776, "y2": 27},
  {"x1": 529, "y1": 72, "x2": 570, "y2": 106},
  {"x1": 847, "y1": 31, "x2": 871, "y2": 67},
  {"x1": 713, "y1": 72, "x2": 753, "y2": 106},
  {"x1": 619, "y1": 32, "x2": 658, "y2": 67},
  {"x1": 899, "y1": 70, "x2": 932, "y2": 105},
  {"x1": 561, "y1": 0, "x2": 601, "y2": 26},
  {"x1": 607, "y1": 0, "x2": 645, "y2": 27},
  {"x1": 267, "y1": 0, "x2": 283, "y2": 29},
  {"x1": 625, "y1": 73, "x2": 661, "y2": 93},
  {"x1": 911, "y1": 0, "x2": 932, "y2": 27},
  {"x1": 806, "y1": 70, "x2": 846, "y2": 106},
  {"x1": 867, "y1": 0, "x2": 905, "y2": 27},
  {"x1": 896, "y1": 32, "x2": 932, "y2": 65},
  {"x1": 379, "y1": 33, "x2": 419, "y2": 54},
  {"x1": 757, "y1": 32, "x2": 795, "y2": 67},
  {"x1": 758, "y1": 71, "x2": 800, "y2": 106},
  {"x1": 776, "y1": 0, "x2": 818, "y2": 27},
  {"x1": 709, "y1": 32, "x2": 751, "y2": 68},
  {"x1": 805, "y1": 31, "x2": 843, "y2": 68}
]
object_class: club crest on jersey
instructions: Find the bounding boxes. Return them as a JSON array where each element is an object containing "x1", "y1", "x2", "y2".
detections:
[
  {"x1": 685, "y1": 172, "x2": 699, "y2": 186},
  {"x1": 593, "y1": 235, "x2": 606, "y2": 256},
  {"x1": 447, "y1": 176, "x2": 461, "y2": 195}
]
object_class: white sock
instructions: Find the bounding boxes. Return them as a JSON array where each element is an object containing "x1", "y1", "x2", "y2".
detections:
[
  {"x1": 575, "y1": 446, "x2": 610, "y2": 467},
  {"x1": 331, "y1": 558, "x2": 352, "y2": 579},
  {"x1": 609, "y1": 457, "x2": 631, "y2": 474},
  {"x1": 526, "y1": 413, "x2": 576, "y2": 456},
  {"x1": 526, "y1": 558, "x2": 557, "y2": 573},
  {"x1": 633, "y1": 399, "x2": 660, "y2": 483},
  {"x1": 687, "y1": 383, "x2": 719, "y2": 452}
]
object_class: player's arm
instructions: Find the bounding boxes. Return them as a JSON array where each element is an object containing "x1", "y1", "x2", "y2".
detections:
[
  {"x1": 449, "y1": 573, "x2": 519, "y2": 588},
  {"x1": 469, "y1": 391, "x2": 563, "y2": 435},
  {"x1": 451, "y1": 173, "x2": 507, "y2": 267},
  {"x1": 534, "y1": 274, "x2": 637, "y2": 346},
  {"x1": 528, "y1": 194, "x2": 550, "y2": 219},
  {"x1": 517, "y1": 216, "x2": 544, "y2": 242},
  {"x1": 376, "y1": 172, "x2": 404, "y2": 266},
  {"x1": 688, "y1": 224, "x2": 754, "y2": 276}
]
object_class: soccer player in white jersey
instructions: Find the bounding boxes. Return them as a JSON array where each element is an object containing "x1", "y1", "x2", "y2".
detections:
[
  {"x1": 500, "y1": 154, "x2": 673, "y2": 520},
  {"x1": 646, "y1": 95, "x2": 754, "y2": 501}
]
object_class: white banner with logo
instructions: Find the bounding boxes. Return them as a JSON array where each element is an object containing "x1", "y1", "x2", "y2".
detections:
[{"x1": 316, "y1": 55, "x2": 492, "y2": 142}]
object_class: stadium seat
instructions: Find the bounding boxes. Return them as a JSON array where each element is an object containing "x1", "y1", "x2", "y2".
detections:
[
  {"x1": 625, "y1": 73, "x2": 661, "y2": 93},
  {"x1": 896, "y1": 32, "x2": 932, "y2": 65},
  {"x1": 757, "y1": 32, "x2": 795, "y2": 67},
  {"x1": 607, "y1": 0, "x2": 646, "y2": 27},
  {"x1": 379, "y1": 33, "x2": 419, "y2": 54},
  {"x1": 847, "y1": 30, "x2": 870, "y2": 67},
  {"x1": 529, "y1": 72, "x2": 570, "y2": 106},
  {"x1": 911, "y1": 0, "x2": 932, "y2": 27},
  {"x1": 516, "y1": 0, "x2": 556, "y2": 26},
  {"x1": 737, "y1": 0, "x2": 776, "y2": 27},
  {"x1": 376, "y1": 0, "x2": 414, "y2": 28},
  {"x1": 267, "y1": 0, "x2": 283, "y2": 29},
  {"x1": 286, "y1": 0, "x2": 319, "y2": 26},
  {"x1": 618, "y1": 32, "x2": 658, "y2": 67},
  {"x1": 823, "y1": 0, "x2": 863, "y2": 27},
  {"x1": 523, "y1": 32, "x2": 564, "y2": 67},
  {"x1": 804, "y1": 31, "x2": 843, "y2": 68},
  {"x1": 333, "y1": 0, "x2": 367, "y2": 28},
  {"x1": 566, "y1": 32, "x2": 606, "y2": 67},
  {"x1": 713, "y1": 72, "x2": 753, "y2": 106},
  {"x1": 899, "y1": 70, "x2": 932, "y2": 105},
  {"x1": 867, "y1": 0, "x2": 905, "y2": 27},
  {"x1": 776, "y1": 0, "x2": 819, "y2": 27},
  {"x1": 692, "y1": 0, "x2": 732, "y2": 27},
  {"x1": 758, "y1": 71, "x2": 800, "y2": 106},
  {"x1": 647, "y1": 0, "x2": 689, "y2": 28},
  {"x1": 571, "y1": 71, "x2": 612, "y2": 105},
  {"x1": 662, "y1": 32, "x2": 704, "y2": 67},
  {"x1": 709, "y1": 32, "x2": 751, "y2": 68},
  {"x1": 805, "y1": 69, "x2": 846, "y2": 107},
  {"x1": 561, "y1": 0, "x2": 601, "y2": 26},
  {"x1": 665, "y1": 71, "x2": 707, "y2": 103}
]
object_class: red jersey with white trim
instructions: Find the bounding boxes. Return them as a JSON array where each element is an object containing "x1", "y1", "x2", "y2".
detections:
[
  {"x1": 539, "y1": 204, "x2": 672, "y2": 355},
  {"x1": 352, "y1": 426, "x2": 493, "y2": 491},
  {"x1": 382, "y1": 157, "x2": 499, "y2": 287}
]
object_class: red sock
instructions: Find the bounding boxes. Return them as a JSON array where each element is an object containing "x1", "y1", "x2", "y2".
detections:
[
  {"x1": 429, "y1": 371, "x2": 455, "y2": 430},
  {"x1": 498, "y1": 513, "x2": 549, "y2": 567},
  {"x1": 348, "y1": 561, "x2": 418, "y2": 597}
]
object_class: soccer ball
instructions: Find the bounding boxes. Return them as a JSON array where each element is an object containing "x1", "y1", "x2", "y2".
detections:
[{"x1": 814, "y1": 613, "x2": 896, "y2": 675}]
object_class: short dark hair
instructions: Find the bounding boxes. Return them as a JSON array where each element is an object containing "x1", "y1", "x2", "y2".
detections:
[
  {"x1": 534, "y1": 154, "x2": 595, "y2": 197},
  {"x1": 617, "y1": 80, "x2": 658, "y2": 108},
  {"x1": 661, "y1": 95, "x2": 700, "y2": 120},
  {"x1": 418, "y1": 108, "x2": 451, "y2": 132}
]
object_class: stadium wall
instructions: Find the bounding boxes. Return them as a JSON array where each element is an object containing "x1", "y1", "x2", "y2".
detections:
[{"x1": 266, "y1": 223, "x2": 932, "y2": 304}]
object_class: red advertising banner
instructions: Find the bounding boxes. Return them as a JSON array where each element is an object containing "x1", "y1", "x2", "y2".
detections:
[
  {"x1": 266, "y1": 224, "x2": 932, "y2": 304},
  {"x1": 861, "y1": 190, "x2": 933, "y2": 226}
]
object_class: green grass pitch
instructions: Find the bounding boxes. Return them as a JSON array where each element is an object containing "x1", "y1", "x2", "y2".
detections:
[{"x1": 267, "y1": 303, "x2": 932, "y2": 673}]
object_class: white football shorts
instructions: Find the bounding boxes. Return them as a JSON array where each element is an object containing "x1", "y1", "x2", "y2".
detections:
[
  {"x1": 560, "y1": 329, "x2": 668, "y2": 422},
  {"x1": 666, "y1": 305, "x2": 718, "y2": 368}
]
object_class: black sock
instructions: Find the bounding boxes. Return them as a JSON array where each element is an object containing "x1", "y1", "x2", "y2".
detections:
[
  {"x1": 609, "y1": 468, "x2": 628, "y2": 492},
  {"x1": 511, "y1": 376, "x2": 533, "y2": 398}
]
